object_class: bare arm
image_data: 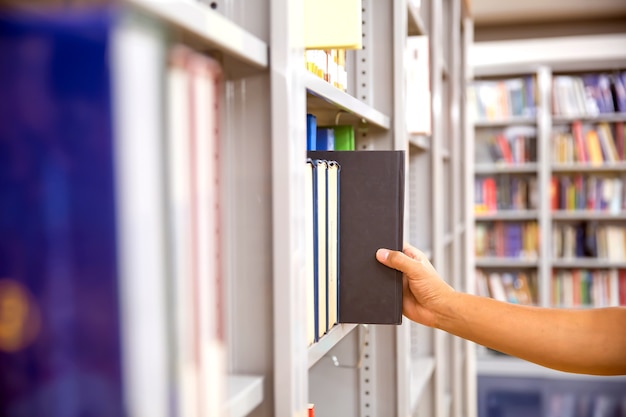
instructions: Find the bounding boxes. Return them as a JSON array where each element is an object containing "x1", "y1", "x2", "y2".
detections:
[{"x1": 376, "y1": 245, "x2": 626, "y2": 376}]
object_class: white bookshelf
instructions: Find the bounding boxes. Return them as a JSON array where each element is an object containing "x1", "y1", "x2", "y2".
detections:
[
  {"x1": 469, "y1": 32, "x2": 626, "y2": 408},
  {"x1": 108, "y1": 0, "x2": 473, "y2": 416}
]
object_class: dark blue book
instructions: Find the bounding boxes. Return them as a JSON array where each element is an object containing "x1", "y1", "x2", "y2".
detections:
[
  {"x1": 0, "y1": 9, "x2": 125, "y2": 417},
  {"x1": 306, "y1": 113, "x2": 317, "y2": 150},
  {"x1": 316, "y1": 127, "x2": 335, "y2": 150}
]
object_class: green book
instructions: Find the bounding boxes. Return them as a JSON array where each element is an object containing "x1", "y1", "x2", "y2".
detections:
[{"x1": 324, "y1": 125, "x2": 355, "y2": 150}]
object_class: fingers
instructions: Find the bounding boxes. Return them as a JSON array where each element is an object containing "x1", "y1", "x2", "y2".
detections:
[
  {"x1": 403, "y1": 245, "x2": 423, "y2": 261},
  {"x1": 376, "y1": 248, "x2": 420, "y2": 275}
]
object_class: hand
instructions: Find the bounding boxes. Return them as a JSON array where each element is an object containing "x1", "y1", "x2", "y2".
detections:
[{"x1": 376, "y1": 243, "x2": 454, "y2": 328}]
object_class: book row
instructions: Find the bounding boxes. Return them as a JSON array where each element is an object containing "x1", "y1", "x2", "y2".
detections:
[
  {"x1": 474, "y1": 176, "x2": 538, "y2": 213},
  {"x1": 475, "y1": 222, "x2": 540, "y2": 259},
  {"x1": 552, "y1": 269, "x2": 626, "y2": 307},
  {"x1": 475, "y1": 270, "x2": 538, "y2": 305},
  {"x1": 475, "y1": 268, "x2": 626, "y2": 308},
  {"x1": 552, "y1": 71, "x2": 626, "y2": 117},
  {"x1": 305, "y1": 150, "x2": 406, "y2": 346},
  {"x1": 306, "y1": 114, "x2": 356, "y2": 151},
  {"x1": 552, "y1": 223, "x2": 626, "y2": 261},
  {"x1": 550, "y1": 174, "x2": 625, "y2": 212},
  {"x1": 467, "y1": 76, "x2": 537, "y2": 121},
  {"x1": 305, "y1": 49, "x2": 349, "y2": 92},
  {"x1": 480, "y1": 129, "x2": 537, "y2": 165},
  {"x1": 552, "y1": 121, "x2": 625, "y2": 164}
]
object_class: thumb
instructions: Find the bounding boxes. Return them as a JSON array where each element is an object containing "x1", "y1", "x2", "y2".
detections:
[{"x1": 376, "y1": 248, "x2": 420, "y2": 275}]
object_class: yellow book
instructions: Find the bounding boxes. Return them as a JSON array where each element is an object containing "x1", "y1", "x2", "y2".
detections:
[
  {"x1": 585, "y1": 130, "x2": 604, "y2": 165},
  {"x1": 304, "y1": 0, "x2": 363, "y2": 50}
]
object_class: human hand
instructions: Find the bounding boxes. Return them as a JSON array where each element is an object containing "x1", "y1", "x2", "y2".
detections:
[{"x1": 376, "y1": 243, "x2": 454, "y2": 328}]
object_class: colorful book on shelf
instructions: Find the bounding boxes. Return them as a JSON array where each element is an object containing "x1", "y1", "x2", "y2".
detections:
[
  {"x1": 326, "y1": 161, "x2": 340, "y2": 329},
  {"x1": 305, "y1": 159, "x2": 316, "y2": 345},
  {"x1": 312, "y1": 159, "x2": 328, "y2": 339},
  {"x1": 307, "y1": 113, "x2": 318, "y2": 151},
  {"x1": 316, "y1": 127, "x2": 335, "y2": 150},
  {"x1": 585, "y1": 129, "x2": 605, "y2": 165},
  {"x1": 304, "y1": 0, "x2": 362, "y2": 50},
  {"x1": 333, "y1": 125, "x2": 356, "y2": 150},
  {"x1": 0, "y1": 10, "x2": 127, "y2": 415},
  {"x1": 308, "y1": 151, "x2": 405, "y2": 325}
]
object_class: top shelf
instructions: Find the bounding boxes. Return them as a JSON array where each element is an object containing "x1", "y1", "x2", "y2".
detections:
[
  {"x1": 124, "y1": 0, "x2": 268, "y2": 74},
  {"x1": 305, "y1": 72, "x2": 391, "y2": 130}
]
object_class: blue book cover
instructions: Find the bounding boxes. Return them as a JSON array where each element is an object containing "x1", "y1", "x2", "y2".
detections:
[
  {"x1": 0, "y1": 9, "x2": 125, "y2": 417},
  {"x1": 306, "y1": 113, "x2": 317, "y2": 151},
  {"x1": 316, "y1": 127, "x2": 335, "y2": 150},
  {"x1": 311, "y1": 160, "x2": 319, "y2": 342}
]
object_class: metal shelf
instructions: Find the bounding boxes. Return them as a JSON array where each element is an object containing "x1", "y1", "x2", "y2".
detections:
[
  {"x1": 225, "y1": 375, "x2": 264, "y2": 417},
  {"x1": 305, "y1": 72, "x2": 391, "y2": 130},
  {"x1": 124, "y1": 0, "x2": 268, "y2": 72},
  {"x1": 408, "y1": 134, "x2": 432, "y2": 151},
  {"x1": 475, "y1": 163, "x2": 538, "y2": 174},
  {"x1": 552, "y1": 259, "x2": 626, "y2": 269},
  {"x1": 475, "y1": 258, "x2": 539, "y2": 268},
  {"x1": 477, "y1": 355, "x2": 626, "y2": 381},
  {"x1": 474, "y1": 116, "x2": 537, "y2": 128},
  {"x1": 308, "y1": 323, "x2": 358, "y2": 369},
  {"x1": 551, "y1": 162, "x2": 626, "y2": 173},
  {"x1": 551, "y1": 210, "x2": 626, "y2": 220},
  {"x1": 410, "y1": 357, "x2": 436, "y2": 412},
  {"x1": 552, "y1": 112, "x2": 626, "y2": 124},
  {"x1": 475, "y1": 210, "x2": 539, "y2": 221}
]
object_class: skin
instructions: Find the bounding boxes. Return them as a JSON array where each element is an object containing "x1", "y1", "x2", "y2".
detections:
[{"x1": 376, "y1": 243, "x2": 626, "y2": 376}]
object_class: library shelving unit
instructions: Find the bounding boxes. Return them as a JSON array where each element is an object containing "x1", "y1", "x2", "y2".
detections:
[
  {"x1": 0, "y1": 1, "x2": 471, "y2": 417},
  {"x1": 468, "y1": 34, "x2": 626, "y2": 413}
]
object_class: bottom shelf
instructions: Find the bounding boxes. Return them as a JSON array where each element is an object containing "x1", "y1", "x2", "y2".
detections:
[
  {"x1": 477, "y1": 353, "x2": 626, "y2": 381},
  {"x1": 225, "y1": 375, "x2": 264, "y2": 417}
]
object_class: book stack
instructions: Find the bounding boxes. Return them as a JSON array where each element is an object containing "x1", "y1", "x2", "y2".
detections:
[
  {"x1": 304, "y1": 150, "x2": 405, "y2": 345},
  {"x1": 552, "y1": 223, "x2": 626, "y2": 261},
  {"x1": 475, "y1": 176, "x2": 538, "y2": 213},
  {"x1": 552, "y1": 72, "x2": 626, "y2": 117},
  {"x1": 475, "y1": 270, "x2": 538, "y2": 305},
  {"x1": 552, "y1": 121, "x2": 625, "y2": 164},
  {"x1": 550, "y1": 175, "x2": 624, "y2": 212},
  {"x1": 475, "y1": 222, "x2": 539, "y2": 259},
  {"x1": 552, "y1": 269, "x2": 625, "y2": 307},
  {"x1": 467, "y1": 76, "x2": 536, "y2": 121}
]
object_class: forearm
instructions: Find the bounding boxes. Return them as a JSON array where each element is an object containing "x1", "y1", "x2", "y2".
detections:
[{"x1": 435, "y1": 292, "x2": 626, "y2": 375}]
